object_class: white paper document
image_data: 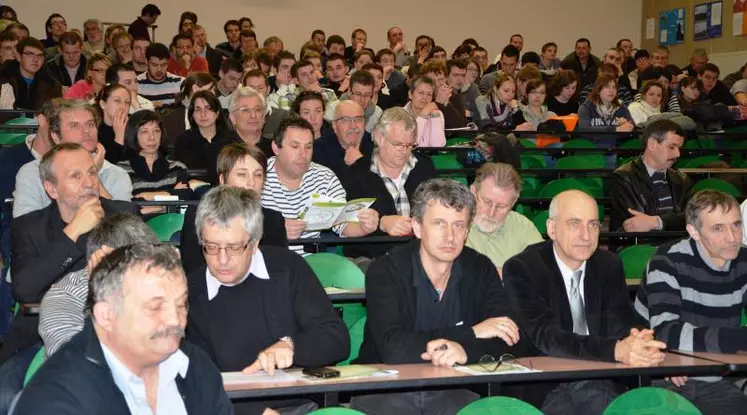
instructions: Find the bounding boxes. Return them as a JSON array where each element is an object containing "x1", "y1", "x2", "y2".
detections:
[
  {"x1": 221, "y1": 370, "x2": 297, "y2": 385},
  {"x1": 454, "y1": 363, "x2": 540, "y2": 376},
  {"x1": 299, "y1": 194, "x2": 376, "y2": 231},
  {"x1": 734, "y1": 12, "x2": 744, "y2": 36},
  {"x1": 712, "y1": 2, "x2": 722, "y2": 26},
  {"x1": 646, "y1": 18, "x2": 656, "y2": 40}
]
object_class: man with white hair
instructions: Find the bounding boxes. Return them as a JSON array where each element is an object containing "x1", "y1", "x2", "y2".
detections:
[
  {"x1": 228, "y1": 85, "x2": 273, "y2": 157},
  {"x1": 503, "y1": 190, "x2": 667, "y2": 414},
  {"x1": 15, "y1": 244, "x2": 233, "y2": 414},
  {"x1": 467, "y1": 162, "x2": 542, "y2": 276},
  {"x1": 312, "y1": 100, "x2": 374, "y2": 178}
]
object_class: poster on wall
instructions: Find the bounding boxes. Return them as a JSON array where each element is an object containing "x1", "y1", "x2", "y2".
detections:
[
  {"x1": 659, "y1": 8, "x2": 686, "y2": 46},
  {"x1": 735, "y1": 0, "x2": 747, "y2": 36},
  {"x1": 694, "y1": 1, "x2": 723, "y2": 40}
]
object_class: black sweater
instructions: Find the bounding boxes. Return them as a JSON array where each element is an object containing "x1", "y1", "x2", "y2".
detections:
[
  {"x1": 98, "y1": 123, "x2": 125, "y2": 164},
  {"x1": 173, "y1": 128, "x2": 240, "y2": 185},
  {"x1": 180, "y1": 205, "x2": 288, "y2": 275},
  {"x1": 355, "y1": 240, "x2": 520, "y2": 364},
  {"x1": 341, "y1": 153, "x2": 436, "y2": 258},
  {"x1": 312, "y1": 130, "x2": 375, "y2": 179},
  {"x1": 186, "y1": 246, "x2": 349, "y2": 371}
]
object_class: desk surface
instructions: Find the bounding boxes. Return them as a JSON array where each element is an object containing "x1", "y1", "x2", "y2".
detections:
[
  {"x1": 224, "y1": 354, "x2": 724, "y2": 399},
  {"x1": 674, "y1": 351, "x2": 747, "y2": 372}
]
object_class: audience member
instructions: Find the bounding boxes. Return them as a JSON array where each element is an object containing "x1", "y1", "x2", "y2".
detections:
[
  {"x1": 127, "y1": 3, "x2": 160, "y2": 41},
  {"x1": 243, "y1": 69, "x2": 291, "y2": 138},
  {"x1": 215, "y1": 19, "x2": 241, "y2": 58},
  {"x1": 628, "y1": 80, "x2": 664, "y2": 125},
  {"x1": 63, "y1": 52, "x2": 111, "y2": 100},
  {"x1": 474, "y1": 73, "x2": 519, "y2": 129},
  {"x1": 82, "y1": 19, "x2": 105, "y2": 56},
  {"x1": 42, "y1": 13, "x2": 67, "y2": 49},
  {"x1": 353, "y1": 178, "x2": 520, "y2": 414},
  {"x1": 467, "y1": 163, "x2": 542, "y2": 274},
  {"x1": 191, "y1": 24, "x2": 222, "y2": 76},
  {"x1": 610, "y1": 119, "x2": 693, "y2": 232},
  {"x1": 539, "y1": 42, "x2": 561, "y2": 72},
  {"x1": 682, "y1": 48, "x2": 708, "y2": 77},
  {"x1": 180, "y1": 143, "x2": 287, "y2": 275},
  {"x1": 479, "y1": 44, "x2": 520, "y2": 94},
  {"x1": 96, "y1": 83, "x2": 130, "y2": 163},
  {"x1": 290, "y1": 59, "x2": 338, "y2": 118},
  {"x1": 136, "y1": 43, "x2": 184, "y2": 106},
  {"x1": 562, "y1": 38, "x2": 600, "y2": 91},
  {"x1": 292, "y1": 90, "x2": 329, "y2": 139},
  {"x1": 699, "y1": 63, "x2": 738, "y2": 106},
  {"x1": 387, "y1": 26, "x2": 410, "y2": 68},
  {"x1": 0, "y1": 31, "x2": 18, "y2": 65},
  {"x1": 327, "y1": 70, "x2": 381, "y2": 132},
  {"x1": 130, "y1": 36, "x2": 150, "y2": 74},
  {"x1": 266, "y1": 50, "x2": 297, "y2": 109},
  {"x1": 0, "y1": 37, "x2": 62, "y2": 110},
  {"x1": 635, "y1": 190, "x2": 747, "y2": 413},
  {"x1": 105, "y1": 62, "x2": 155, "y2": 112},
  {"x1": 228, "y1": 86, "x2": 274, "y2": 157},
  {"x1": 216, "y1": 59, "x2": 243, "y2": 108},
  {"x1": 344, "y1": 28, "x2": 374, "y2": 65},
  {"x1": 167, "y1": 32, "x2": 209, "y2": 77},
  {"x1": 513, "y1": 79, "x2": 556, "y2": 130},
  {"x1": 628, "y1": 49, "x2": 650, "y2": 91},
  {"x1": 13, "y1": 100, "x2": 132, "y2": 217},
  {"x1": 186, "y1": 186, "x2": 347, "y2": 414},
  {"x1": 313, "y1": 100, "x2": 374, "y2": 178},
  {"x1": 578, "y1": 63, "x2": 633, "y2": 106},
  {"x1": 233, "y1": 29, "x2": 258, "y2": 61},
  {"x1": 45, "y1": 31, "x2": 86, "y2": 87},
  {"x1": 503, "y1": 190, "x2": 667, "y2": 414},
  {"x1": 577, "y1": 74, "x2": 634, "y2": 132},
  {"x1": 545, "y1": 69, "x2": 578, "y2": 115},
  {"x1": 111, "y1": 32, "x2": 133, "y2": 65},
  {"x1": 406, "y1": 76, "x2": 446, "y2": 146}
]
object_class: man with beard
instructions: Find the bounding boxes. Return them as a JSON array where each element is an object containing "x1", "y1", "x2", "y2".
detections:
[
  {"x1": 13, "y1": 99, "x2": 132, "y2": 218},
  {"x1": 313, "y1": 100, "x2": 373, "y2": 178},
  {"x1": 610, "y1": 119, "x2": 693, "y2": 232},
  {"x1": 466, "y1": 163, "x2": 542, "y2": 276},
  {"x1": 14, "y1": 243, "x2": 232, "y2": 414},
  {"x1": 167, "y1": 33, "x2": 208, "y2": 78},
  {"x1": 136, "y1": 43, "x2": 184, "y2": 106}
]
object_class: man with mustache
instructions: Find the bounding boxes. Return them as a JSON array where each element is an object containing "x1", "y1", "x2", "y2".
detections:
[
  {"x1": 0, "y1": 143, "x2": 138, "y2": 413},
  {"x1": 634, "y1": 190, "x2": 747, "y2": 413},
  {"x1": 503, "y1": 190, "x2": 667, "y2": 414},
  {"x1": 187, "y1": 186, "x2": 347, "y2": 415},
  {"x1": 466, "y1": 162, "x2": 542, "y2": 277},
  {"x1": 312, "y1": 100, "x2": 374, "y2": 178},
  {"x1": 353, "y1": 179, "x2": 522, "y2": 414},
  {"x1": 610, "y1": 119, "x2": 693, "y2": 232},
  {"x1": 13, "y1": 99, "x2": 133, "y2": 218},
  {"x1": 167, "y1": 32, "x2": 209, "y2": 78},
  {"x1": 15, "y1": 243, "x2": 232, "y2": 414}
]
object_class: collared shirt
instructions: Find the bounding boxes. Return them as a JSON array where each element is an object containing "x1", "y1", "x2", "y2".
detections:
[
  {"x1": 205, "y1": 248, "x2": 270, "y2": 301},
  {"x1": 466, "y1": 211, "x2": 544, "y2": 269},
  {"x1": 100, "y1": 343, "x2": 189, "y2": 415},
  {"x1": 25, "y1": 134, "x2": 41, "y2": 160},
  {"x1": 370, "y1": 152, "x2": 417, "y2": 217},
  {"x1": 641, "y1": 158, "x2": 668, "y2": 230},
  {"x1": 696, "y1": 240, "x2": 731, "y2": 272},
  {"x1": 553, "y1": 246, "x2": 589, "y2": 335}
]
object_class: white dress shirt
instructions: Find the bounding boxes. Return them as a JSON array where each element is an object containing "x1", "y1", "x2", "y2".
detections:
[
  {"x1": 205, "y1": 248, "x2": 270, "y2": 301},
  {"x1": 553, "y1": 246, "x2": 589, "y2": 335},
  {"x1": 101, "y1": 343, "x2": 189, "y2": 415}
]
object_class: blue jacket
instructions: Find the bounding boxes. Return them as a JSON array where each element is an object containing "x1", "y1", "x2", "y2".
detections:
[{"x1": 14, "y1": 318, "x2": 234, "y2": 415}]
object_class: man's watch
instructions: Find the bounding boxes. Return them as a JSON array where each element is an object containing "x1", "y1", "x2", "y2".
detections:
[{"x1": 279, "y1": 336, "x2": 294, "y2": 350}]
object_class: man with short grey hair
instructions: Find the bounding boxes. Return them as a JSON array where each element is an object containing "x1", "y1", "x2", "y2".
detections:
[
  {"x1": 312, "y1": 100, "x2": 374, "y2": 178},
  {"x1": 353, "y1": 178, "x2": 521, "y2": 414},
  {"x1": 228, "y1": 85, "x2": 273, "y2": 157},
  {"x1": 682, "y1": 48, "x2": 708, "y2": 77},
  {"x1": 15, "y1": 243, "x2": 233, "y2": 414},
  {"x1": 39, "y1": 213, "x2": 159, "y2": 356},
  {"x1": 186, "y1": 186, "x2": 348, "y2": 414},
  {"x1": 13, "y1": 99, "x2": 132, "y2": 217}
]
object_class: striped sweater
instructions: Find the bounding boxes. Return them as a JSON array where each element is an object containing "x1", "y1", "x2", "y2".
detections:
[{"x1": 635, "y1": 238, "x2": 747, "y2": 353}]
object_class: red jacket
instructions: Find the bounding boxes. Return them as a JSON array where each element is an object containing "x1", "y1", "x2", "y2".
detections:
[{"x1": 167, "y1": 55, "x2": 209, "y2": 77}]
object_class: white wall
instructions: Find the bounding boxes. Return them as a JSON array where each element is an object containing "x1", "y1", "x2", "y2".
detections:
[{"x1": 7, "y1": 0, "x2": 642, "y2": 61}]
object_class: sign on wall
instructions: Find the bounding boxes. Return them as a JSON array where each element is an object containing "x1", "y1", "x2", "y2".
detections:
[
  {"x1": 735, "y1": 0, "x2": 747, "y2": 36},
  {"x1": 659, "y1": 8, "x2": 686, "y2": 46},
  {"x1": 694, "y1": 1, "x2": 723, "y2": 40}
]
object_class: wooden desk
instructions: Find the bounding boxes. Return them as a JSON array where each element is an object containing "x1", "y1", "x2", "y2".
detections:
[
  {"x1": 672, "y1": 350, "x2": 747, "y2": 372},
  {"x1": 224, "y1": 354, "x2": 725, "y2": 401}
]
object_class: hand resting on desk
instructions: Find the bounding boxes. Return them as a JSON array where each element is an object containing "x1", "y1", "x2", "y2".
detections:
[{"x1": 614, "y1": 328, "x2": 667, "y2": 367}]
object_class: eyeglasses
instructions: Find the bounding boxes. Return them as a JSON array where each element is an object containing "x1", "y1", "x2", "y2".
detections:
[
  {"x1": 477, "y1": 354, "x2": 533, "y2": 372},
  {"x1": 351, "y1": 91, "x2": 374, "y2": 100},
  {"x1": 201, "y1": 242, "x2": 250, "y2": 256},
  {"x1": 89, "y1": 67, "x2": 107, "y2": 73},
  {"x1": 333, "y1": 115, "x2": 365, "y2": 125},
  {"x1": 476, "y1": 195, "x2": 513, "y2": 212},
  {"x1": 233, "y1": 106, "x2": 264, "y2": 117},
  {"x1": 22, "y1": 51, "x2": 44, "y2": 60},
  {"x1": 385, "y1": 137, "x2": 418, "y2": 150}
]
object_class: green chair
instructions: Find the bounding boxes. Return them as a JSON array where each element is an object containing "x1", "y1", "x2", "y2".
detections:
[
  {"x1": 603, "y1": 387, "x2": 702, "y2": 415},
  {"x1": 553, "y1": 156, "x2": 604, "y2": 196},
  {"x1": 146, "y1": 213, "x2": 185, "y2": 242},
  {"x1": 307, "y1": 409, "x2": 366, "y2": 414},
  {"x1": 0, "y1": 132, "x2": 27, "y2": 145},
  {"x1": 431, "y1": 154, "x2": 463, "y2": 169},
  {"x1": 305, "y1": 253, "x2": 366, "y2": 329},
  {"x1": 4, "y1": 116, "x2": 36, "y2": 125},
  {"x1": 446, "y1": 137, "x2": 472, "y2": 147},
  {"x1": 458, "y1": 396, "x2": 543, "y2": 414},
  {"x1": 562, "y1": 138, "x2": 597, "y2": 148},
  {"x1": 520, "y1": 155, "x2": 547, "y2": 169},
  {"x1": 618, "y1": 245, "x2": 656, "y2": 280},
  {"x1": 518, "y1": 138, "x2": 537, "y2": 148},
  {"x1": 538, "y1": 179, "x2": 592, "y2": 199},
  {"x1": 728, "y1": 141, "x2": 747, "y2": 166},
  {"x1": 23, "y1": 346, "x2": 46, "y2": 386},
  {"x1": 679, "y1": 155, "x2": 722, "y2": 168},
  {"x1": 532, "y1": 210, "x2": 549, "y2": 234},
  {"x1": 620, "y1": 139, "x2": 642, "y2": 149},
  {"x1": 692, "y1": 178, "x2": 742, "y2": 198},
  {"x1": 521, "y1": 177, "x2": 541, "y2": 197},
  {"x1": 513, "y1": 203, "x2": 533, "y2": 219},
  {"x1": 341, "y1": 315, "x2": 367, "y2": 365}
]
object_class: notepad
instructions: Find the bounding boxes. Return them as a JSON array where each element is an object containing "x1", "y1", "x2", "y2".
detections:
[
  {"x1": 221, "y1": 370, "x2": 297, "y2": 385},
  {"x1": 454, "y1": 363, "x2": 539, "y2": 376}
]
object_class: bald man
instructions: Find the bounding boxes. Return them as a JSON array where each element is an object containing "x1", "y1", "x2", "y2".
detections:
[
  {"x1": 503, "y1": 190, "x2": 667, "y2": 415},
  {"x1": 312, "y1": 100, "x2": 374, "y2": 178}
]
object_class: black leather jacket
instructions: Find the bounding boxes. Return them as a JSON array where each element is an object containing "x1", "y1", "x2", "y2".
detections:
[{"x1": 610, "y1": 157, "x2": 693, "y2": 231}]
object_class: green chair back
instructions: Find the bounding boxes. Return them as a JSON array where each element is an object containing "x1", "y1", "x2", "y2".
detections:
[
  {"x1": 728, "y1": 140, "x2": 747, "y2": 166},
  {"x1": 308, "y1": 409, "x2": 367, "y2": 414},
  {"x1": 146, "y1": 213, "x2": 185, "y2": 242},
  {"x1": 341, "y1": 315, "x2": 367, "y2": 365},
  {"x1": 305, "y1": 253, "x2": 367, "y2": 330},
  {"x1": 555, "y1": 155, "x2": 605, "y2": 169},
  {"x1": 532, "y1": 210, "x2": 549, "y2": 235},
  {"x1": 603, "y1": 387, "x2": 703, "y2": 415},
  {"x1": 23, "y1": 346, "x2": 46, "y2": 386},
  {"x1": 518, "y1": 138, "x2": 537, "y2": 148},
  {"x1": 513, "y1": 203, "x2": 533, "y2": 219},
  {"x1": 521, "y1": 177, "x2": 541, "y2": 197},
  {"x1": 458, "y1": 396, "x2": 543, "y2": 415},
  {"x1": 562, "y1": 138, "x2": 597, "y2": 148},
  {"x1": 538, "y1": 179, "x2": 591, "y2": 198},
  {"x1": 431, "y1": 154, "x2": 463, "y2": 169},
  {"x1": 4, "y1": 117, "x2": 36, "y2": 126},
  {"x1": 620, "y1": 139, "x2": 642, "y2": 149},
  {"x1": 446, "y1": 137, "x2": 472, "y2": 147},
  {"x1": 0, "y1": 132, "x2": 27, "y2": 145},
  {"x1": 692, "y1": 178, "x2": 742, "y2": 198},
  {"x1": 680, "y1": 155, "x2": 722, "y2": 168},
  {"x1": 618, "y1": 245, "x2": 657, "y2": 280},
  {"x1": 520, "y1": 155, "x2": 547, "y2": 169}
]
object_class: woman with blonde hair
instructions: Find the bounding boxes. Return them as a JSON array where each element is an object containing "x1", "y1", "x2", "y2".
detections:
[{"x1": 64, "y1": 52, "x2": 112, "y2": 99}]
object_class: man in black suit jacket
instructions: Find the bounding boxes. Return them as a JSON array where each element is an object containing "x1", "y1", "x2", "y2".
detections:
[
  {"x1": 353, "y1": 178, "x2": 522, "y2": 414},
  {"x1": 503, "y1": 190, "x2": 667, "y2": 415},
  {"x1": 0, "y1": 142, "x2": 137, "y2": 413},
  {"x1": 610, "y1": 119, "x2": 693, "y2": 232},
  {"x1": 192, "y1": 25, "x2": 223, "y2": 77}
]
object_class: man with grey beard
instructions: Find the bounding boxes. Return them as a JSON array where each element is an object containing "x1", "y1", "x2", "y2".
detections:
[
  {"x1": 466, "y1": 162, "x2": 543, "y2": 277},
  {"x1": 312, "y1": 100, "x2": 374, "y2": 178}
]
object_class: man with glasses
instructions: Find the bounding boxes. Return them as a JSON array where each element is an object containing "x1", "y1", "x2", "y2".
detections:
[
  {"x1": 228, "y1": 86, "x2": 274, "y2": 158},
  {"x1": 313, "y1": 100, "x2": 373, "y2": 178},
  {"x1": 167, "y1": 33, "x2": 209, "y2": 78},
  {"x1": 327, "y1": 71, "x2": 382, "y2": 133},
  {"x1": 466, "y1": 163, "x2": 542, "y2": 276},
  {"x1": 503, "y1": 190, "x2": 668, "y2": 414},
  {"x1": 187, "y1": 186, "x2": 347, "y2": 414},
  {"x1": 352, "y1": 178, "x2": 521, "y2": 414},
  {"x1": 243, "y1": 69, "x2": 291, "y2": 139},
  {"x1": 136, "y1": 43, "x2": 184, "y2": 106},
  {"x1": 699, "y1": 63, "x2": 738, "y2": 106},
  {"x1": 341, "y1": 107, "x2": 436, "y2": 261},
  {"x1": 43, "y1": 14, "x2": 67, "y2": 49},
  {"x1": 82, "y1": 19, "x2": 104, "y2": 57},
  {"x1": 46, "y1": 31, "x2": 86, "y2": 87},
  {"x1": 0, "y1": 37, "x2": 62, "y2": 110}
]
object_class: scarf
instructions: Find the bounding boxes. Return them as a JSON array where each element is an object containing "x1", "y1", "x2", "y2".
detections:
[
  {"x1": 488, "y1": 95, "x2": 514, "y2": 126},
  {"x1": 595, "y1": 102, "x2": 620, "y2": 125}
]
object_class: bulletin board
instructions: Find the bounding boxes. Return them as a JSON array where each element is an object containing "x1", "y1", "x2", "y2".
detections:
[
  {"x1": 694, "y1": 1, "x2": 723, "y2": 40},
  {"x1": 659, "y1": 8, "x2": 686, "y2": 46}
]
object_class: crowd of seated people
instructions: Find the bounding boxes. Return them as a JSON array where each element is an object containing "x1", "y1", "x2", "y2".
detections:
[{"x1": 0, "y1": 3, "x2": 746, "y2": 415}]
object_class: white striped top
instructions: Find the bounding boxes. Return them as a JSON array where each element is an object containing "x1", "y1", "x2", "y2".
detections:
[
  {"x1": 261, "y1": 157, "x2": 346, "y2": 256},
  {"x1": 136, "y1": 72, "x2": 184, "y2": 105},
  {"x1": 38, "y1": 269, "x2": 88, "y2": 356}
]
